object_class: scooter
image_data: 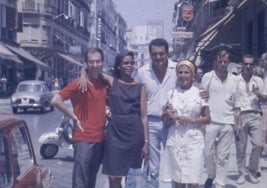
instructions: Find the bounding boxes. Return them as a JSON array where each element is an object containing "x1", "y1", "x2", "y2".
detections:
[{"x1": 39, "y1": 115, "x2": 74, "y2": 159}]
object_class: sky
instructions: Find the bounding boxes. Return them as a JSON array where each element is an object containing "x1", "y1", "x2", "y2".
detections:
[{"x1": 112, "y1": 0, "x2": 177, "y2": 42}]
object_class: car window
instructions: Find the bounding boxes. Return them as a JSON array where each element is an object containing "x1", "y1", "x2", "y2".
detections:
[
  {"x1": 0, "y1": 131, "x2": 12, "y2": 187},
  {"x1": 10, "y1": 124, "x2": 33, "y2": 179},
  {"x1": 17, "y1": 84, "x2": 41, "y2": 92}
]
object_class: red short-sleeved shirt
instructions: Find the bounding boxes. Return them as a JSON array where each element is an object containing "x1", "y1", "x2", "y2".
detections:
[{"x1": 59, "y1": 78, "x2": 107, "y2": 142}]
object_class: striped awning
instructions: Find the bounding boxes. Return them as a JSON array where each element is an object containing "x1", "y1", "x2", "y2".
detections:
[
  {"x1": 0, "y1": 42, "x2": 22, "y2": 63},
  {"x1": 6, "y1": 44, "x2": 50, "y2": 71},
  {"x1": 57, "y1": 52, "x2": 83, "y2": 66}
]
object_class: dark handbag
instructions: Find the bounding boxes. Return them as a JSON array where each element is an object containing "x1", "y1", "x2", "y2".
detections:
[{"x1": 162, "y1": 89, "x2": 176, "y2": 128}]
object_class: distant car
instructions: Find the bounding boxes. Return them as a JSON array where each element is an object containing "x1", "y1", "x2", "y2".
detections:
[
  {"x1": 0, "y1": 111, "x2": 54, "y2": 187},
  {"x1": 10, "y1": 80, "x2": 54, "y2": 114}
]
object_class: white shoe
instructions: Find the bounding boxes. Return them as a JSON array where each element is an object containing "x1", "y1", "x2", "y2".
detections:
[
  {"x1": 162, "y1": 178, "x2": 172, "y2": 183},
  {"x1": 236, "y1": 174, "x2": 246, "y2": 185},
  {"x1": 247, "y1": 170, "x2": 259, "y2": 184}
]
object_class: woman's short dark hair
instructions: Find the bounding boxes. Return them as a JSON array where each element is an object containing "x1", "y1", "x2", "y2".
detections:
[
  {"x1": 84, "y1": 48, "x2": 104, "y2": 61},
  {"x1": 113, "y1": 50, "x2": 134, "y2": 78},
  {"x1": 149, "y1": 38, "x2": 169, "y2": 54}
]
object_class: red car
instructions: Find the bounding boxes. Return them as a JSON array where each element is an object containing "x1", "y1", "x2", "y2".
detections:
[{"x1": 0, "y1": 111, "x2": 53, "y2": 187}]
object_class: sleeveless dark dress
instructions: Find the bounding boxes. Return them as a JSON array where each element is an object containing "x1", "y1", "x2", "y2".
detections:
[{"x1": 102, "y1": 79, "x2": 144, "y2": 176}]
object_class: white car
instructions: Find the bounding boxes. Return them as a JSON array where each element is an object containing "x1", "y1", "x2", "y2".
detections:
[{"x1": 10, "y1": 80, "x2": 54, "y2": 114}]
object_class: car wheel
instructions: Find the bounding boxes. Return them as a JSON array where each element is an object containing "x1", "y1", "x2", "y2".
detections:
[
  {"x1": 12, "y1": 107, "x2": 18, "y2": 114},
  {"x1": 40, "y1": 144, "x2": 59, "y2": 159}
]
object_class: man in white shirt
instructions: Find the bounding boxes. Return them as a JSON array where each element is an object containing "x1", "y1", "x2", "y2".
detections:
[
  {"x1": 137, "y1": 38, "x2": 177, "y2": 187},
  {"x1": 235, "y1": 55, "x2": 266, "y2": 184},
  {"x1": 201, "y1": 50, "x2": 240, "y2": 188},
  {"x1": 261, "y1": 52, "x2": 267, "y2": 151}
]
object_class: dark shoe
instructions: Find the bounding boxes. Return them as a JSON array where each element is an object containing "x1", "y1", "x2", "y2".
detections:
[
  {"x1": 247, "y1": 170, "x2": 259, "y2": 184},
  {"x1": 236, "y1": 174, "x2": 246, "y2": 185},
  {"x1": 204, "y1": 178, "x2": 214, "y2": 188},
  {"x1": 256, "y1": 171, "x2": 262, "y2": 177}
]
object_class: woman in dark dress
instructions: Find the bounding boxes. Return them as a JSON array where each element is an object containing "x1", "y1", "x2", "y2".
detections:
[{"x1": 102, "y1": 50, "x2": 149, "y2": 188}]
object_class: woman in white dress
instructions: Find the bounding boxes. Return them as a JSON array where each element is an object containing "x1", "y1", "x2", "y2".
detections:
[{"x1": 161, "y1": 60, "x2": 210, "y2": 188}]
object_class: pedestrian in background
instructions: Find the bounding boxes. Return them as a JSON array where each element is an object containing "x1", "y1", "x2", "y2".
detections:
[
  {"x1": 235, "y1": 55, "x2": 266, "y2": 185},
  {"x1": 201, "y1": 50, "x2": 240, "y2": 188},
  {"x1": 257, "y1": 52, "x2": 267, "y2": 177},
  {"x1": 261, "y1": 52, "x2": 267, "y2": 150},
  {"x1": 162, "y1": 60, "x2": 210, "y2": 188},
  {"x1": 51, "y1": 48, "x2": 108, "y2": 188},
  {"x1": 194, "y1": 66, "x2": 204, "y2": 87}
]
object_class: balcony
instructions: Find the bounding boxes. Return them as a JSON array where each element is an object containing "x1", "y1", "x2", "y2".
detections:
[
  {"x1": 22, "y1": 2, "x2": 40, "y2": 13},
  {"x1": 193, "y1": 1, "x2": 230, "y2": 35},
  {"x1": 43, "y1": 4, "x2": 57, "y2": 15}
]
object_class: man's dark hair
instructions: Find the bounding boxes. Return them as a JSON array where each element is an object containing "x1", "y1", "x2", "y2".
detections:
[
  {"x1": 216, "y1": 50, "x2": 230, "y2": 59},
  {"x1": 243, "y1": 54, "x2": 255, "y2": 63},
  {"x1": 84, "y1": 48, "x2": 104, "y2": 61},
  {"x1": 149, "y1": 38, "x2": 169, "y2": 54}
]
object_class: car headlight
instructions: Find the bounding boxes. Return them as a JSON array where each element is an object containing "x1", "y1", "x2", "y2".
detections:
[
  {"x1": 33, "y1": 96, "x2": 41, "y2": 102},
  {"x1": 11, "y1": 96, "x2": 17, "y2": 102}
]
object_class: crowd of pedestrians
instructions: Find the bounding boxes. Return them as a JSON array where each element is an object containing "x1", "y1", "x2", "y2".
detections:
[{"x1": 50, "y1": 38, "x2": 267, "y2": 188}]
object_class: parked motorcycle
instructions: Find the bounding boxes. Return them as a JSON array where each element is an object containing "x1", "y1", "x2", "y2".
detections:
[{"x1": 39, "y1": 115, "x2": 74, "y2": 159}]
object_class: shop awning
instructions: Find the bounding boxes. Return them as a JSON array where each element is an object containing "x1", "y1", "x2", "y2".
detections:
[
  {"x1": 190, "y1": 0, "x2": 249, "y2": 65},
  {"x1": 57, "y1": 52, "x2": 83, "y2": 66},
  {"x1": 0, "y1": 42, "x2": 22, "y2": 63},
  {"x1": 5, "y1": 44, "x2": 50, "y2": 71}
]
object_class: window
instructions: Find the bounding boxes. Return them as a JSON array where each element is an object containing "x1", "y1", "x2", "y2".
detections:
[
  {"x1": 17, "y1": 84, "x2": 41, "y2": 92},
  {"x1": 80, "y1": 11, "x2": 84, "y2": 27},
  {"x1": 10, "y1": 124, "x2": 33, "y2": 179},
  {"x1": 1, "y1": 5, "x2": 6, "y2": 28},
  {"x1": 0, "y1": 131, "x2": 12, "y2": 187}
]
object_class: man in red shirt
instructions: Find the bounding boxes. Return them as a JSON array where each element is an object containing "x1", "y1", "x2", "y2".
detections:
[{"x1": 51, "y1": 48, "x2": 108, "y2": 188}]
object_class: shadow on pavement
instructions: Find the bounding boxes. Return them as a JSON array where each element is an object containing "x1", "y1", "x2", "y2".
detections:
[{"x1": 39, "y1": 155, "x2": 74, "y2": 162}]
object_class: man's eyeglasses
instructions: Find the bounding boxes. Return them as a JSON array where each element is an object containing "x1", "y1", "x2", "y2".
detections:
[
  {"x1": 121, "y1": 61, "x2": 136, "y2": 66},
  {"x1": 243, "y1": 63, "x2": 254, "y2": 66},
  {"x1": 87, "y1": 60, "x2": 102, "y2": 65}
]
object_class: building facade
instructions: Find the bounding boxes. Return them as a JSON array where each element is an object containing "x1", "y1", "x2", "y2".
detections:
[
  {"x1": 91, "y1": 0, "x2": 127, "y2": 71},
  {"x1": 0, "y1": 0, "x2": 24, "y2": 96},
  {"x1": 172, "y1": 0, "x2": 267, "y2": 72},
  {"x1": 17, "y1": 0, "x2": 93, "y2": 87},
  {"x1": 17, "y1": 0, "x2": 127, "y2": 85},
  {"x1": 126, "y1": 20, "x2": 164, "y2": 68}
]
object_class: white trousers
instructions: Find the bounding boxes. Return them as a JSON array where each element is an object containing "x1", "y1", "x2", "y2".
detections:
[{"x1": 204, "y1": 123, "x2": 234, "y2": 187}]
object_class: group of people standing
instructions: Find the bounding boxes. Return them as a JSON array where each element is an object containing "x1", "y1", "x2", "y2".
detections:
[{"x1": 51, "y1": 38, "x2": 267, "y2": 188}]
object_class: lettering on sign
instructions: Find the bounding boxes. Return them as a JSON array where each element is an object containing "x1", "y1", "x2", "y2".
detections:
[{"x1": 172, "y1": 31, "x2": 194, "y2": 39}]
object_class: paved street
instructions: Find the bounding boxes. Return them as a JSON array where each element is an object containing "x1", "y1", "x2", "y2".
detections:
[{"x1": 1, "y1": 98, "x2": 267, "y2": 188}]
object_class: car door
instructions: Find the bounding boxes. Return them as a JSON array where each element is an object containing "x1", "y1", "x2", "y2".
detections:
[{"x1": 10, "y1": 123, "x2": 43, "y2": 188}]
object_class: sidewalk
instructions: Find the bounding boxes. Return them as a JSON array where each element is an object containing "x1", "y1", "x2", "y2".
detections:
[{"x1": 0, "y1": 97, "x2": 10, "y2": 106}]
